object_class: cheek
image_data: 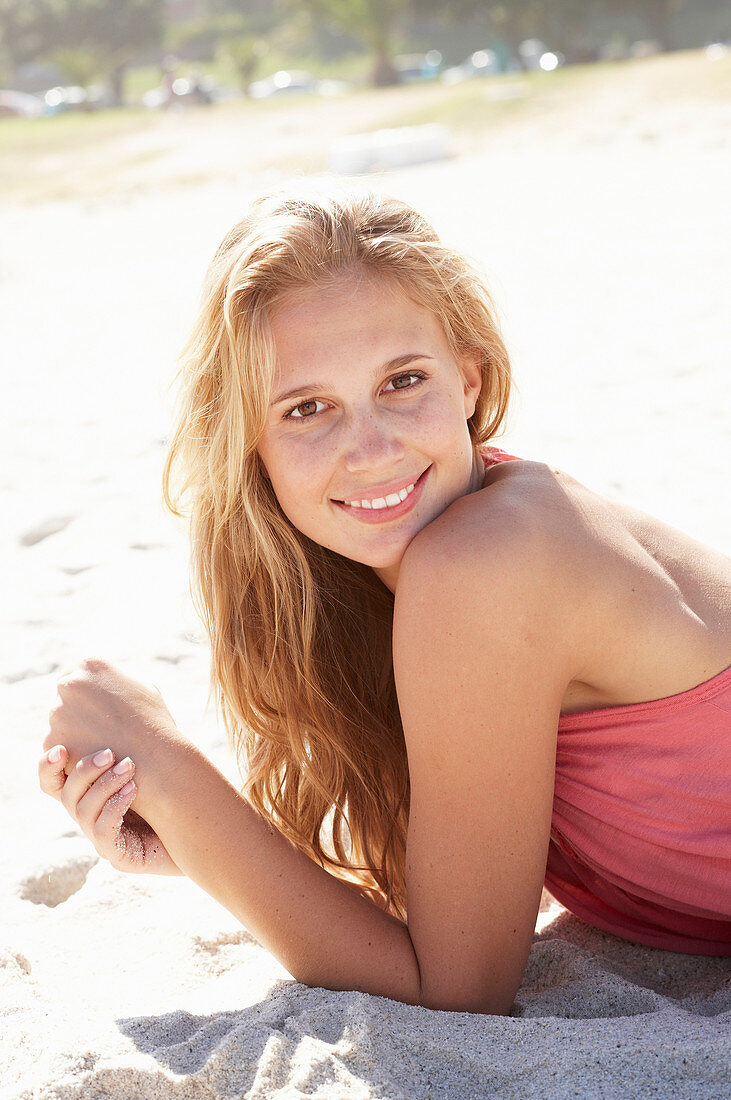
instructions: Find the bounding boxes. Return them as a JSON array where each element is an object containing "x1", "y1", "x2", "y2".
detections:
[
  {"x1": 270, "y1": 467, "x2": 315, "y2": 511},
  {"x1": 264, "y1": 438, "x2": 333, "y2": 512},
  {"x1": 412, "y1": 391, "x2": 473, "y2": 451},
  {"x1": 260, "y1": 431, "x2": 312, "y2": 488}
]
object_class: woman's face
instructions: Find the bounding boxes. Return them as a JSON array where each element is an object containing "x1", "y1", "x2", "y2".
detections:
[{"x1": 257, "y1": 271, "x2": 484, "y2": 591}]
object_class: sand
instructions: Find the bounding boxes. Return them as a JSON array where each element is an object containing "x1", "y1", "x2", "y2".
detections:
[{"x1": 2, "y1": 52, "x2": 730, "y2": 1099}]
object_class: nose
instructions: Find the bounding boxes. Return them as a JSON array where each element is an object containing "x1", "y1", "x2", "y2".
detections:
[{"x1": 341, "y1": 408, "x2": 406, "y2": 473}]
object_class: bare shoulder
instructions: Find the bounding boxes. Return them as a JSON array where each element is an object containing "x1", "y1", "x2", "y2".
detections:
[
  {"x1": 397, "y1": 453, "x2": 730, "y2": 620},
  {"x1": 410, "y1": 459, "x2": 598, "y2": 554},
  {"x1": 397, "y1": 457, "x2": 731, "y2": 710},
  {"x1": 396, "y1": 460, "x2": 601, "y2": 626},
  {"x1": 393, "y1": 460, "x2": 595, "y2": 704}
]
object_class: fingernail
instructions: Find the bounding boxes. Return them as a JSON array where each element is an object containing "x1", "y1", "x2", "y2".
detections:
[
  {"x1": 48, "y1": 746, "x2": 63, "y2": 764},
  {"x1": 93, "y1": 749, "x2": 113, "y2": 767},
  {"x1": 112, "y1": 757, "x2": 134, "y2": 775},
  {"x1": 119, "y1": 780, "x2": 135, "y2": 797}
]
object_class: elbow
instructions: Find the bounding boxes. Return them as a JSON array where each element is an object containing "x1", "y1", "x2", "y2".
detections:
[
  {"x1": 410, "y1": 930, "x2": 527, "y2": 1015},
  {"x1": 416, "y1": 966, "x2": 519, "y2": 1016},
  {"x1": 289, "y1": 966, "x2": 514, "y2": 1016},
  {"x1": 418, "y1": 987, "x2": 515, "y2": 1016}
]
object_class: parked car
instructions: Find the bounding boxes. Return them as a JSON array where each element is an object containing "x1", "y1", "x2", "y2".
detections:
[
  {"x1": 248, "y1": 70, "x2": 317, "y2": 99},
  {"x1": 41, "y1": 84, "x2": 112, "y2": 112},
  {"x1": 393, "y1": 51, "x2": 443, "y2": 84},
  {"x1": 314, "y1": 79, "x2": 351, "y2": 98},
  {"x1": 441, "y1": 49, "x2": 499, "y2": 85},
  {"x1": 142, "y1": 75, "x2": 220, "y2": 110},
  {"x1": 0, "y1": 89, "x2": 46, "y2": 119},
  {"x1": 705, "y1": 41, "x2": 729, "y2": 61},
  {"x1": 44, "y1": 85, "x2": 88, "y2": 111},
  {"x1": 518, "y1": 39, "x2": 564, "y2": 71},
  {"x1": 629, "y1": 40, "x2": 662, "y2": 59}
]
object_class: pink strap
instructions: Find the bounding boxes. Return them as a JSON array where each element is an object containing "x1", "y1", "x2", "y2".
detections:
[{"x1": 481, "y1": 446, "x2": 521, "y2": 467}]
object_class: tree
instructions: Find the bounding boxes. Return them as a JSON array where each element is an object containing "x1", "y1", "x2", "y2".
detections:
[
  {"x1": 0, "y1": 0, "x2": 63, "y2": 68},
  {"x1": 412, "y1": 0, "x2": 601, "y2": 68},
  {"x1": 58, "y1": 0, "x2": 164, "y2": 104},
  {"x1": 601, "y1": 0, "x2": 687, "y2": 50},
  {"x1": 0, "y1": 0, "x2": 163, "y2": 103},
  {"x1": 51, "y1": 46, "x2": 100, "y2": 88},
  {"x1": 300, "y1": 0, "x2": 411, "y2": 85},
  {"x1": 219, "y1": 34, "x2": 268, "y2": 93}
]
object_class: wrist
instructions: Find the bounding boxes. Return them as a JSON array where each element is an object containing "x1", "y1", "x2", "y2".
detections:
[
  {"x1": 135, "y1": 744, "x2": 248, "y2": 886},
  {"x1": 131, "y1": 738, "x2": 204, "y2": 825}
]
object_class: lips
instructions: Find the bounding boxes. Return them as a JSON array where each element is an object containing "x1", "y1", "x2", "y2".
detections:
[{"x1": 333, "y1": 466, "x2": 431, "y2": 524}]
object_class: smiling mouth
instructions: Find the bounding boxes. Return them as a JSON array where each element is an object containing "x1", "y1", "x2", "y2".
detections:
[
  {"x1": 340, "y1": 481, "x2": 416, "y2": 511},
  {"x1": 333, "y1": 467, "x2": 430, "y2": 519}
]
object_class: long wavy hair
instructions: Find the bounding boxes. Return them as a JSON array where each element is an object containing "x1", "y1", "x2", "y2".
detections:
[{"x1": 162, "y1": 181, "x2": 512, "y2": 917}]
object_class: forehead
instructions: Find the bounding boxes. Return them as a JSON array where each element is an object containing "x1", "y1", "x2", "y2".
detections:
[{"x1": 267, "y1": 271, "x2": 448, "y2": 370}]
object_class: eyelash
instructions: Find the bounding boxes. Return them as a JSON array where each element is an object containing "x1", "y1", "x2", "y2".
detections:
[{"x1": 282, "y1": 371, "x2": 427, "y2": 421}]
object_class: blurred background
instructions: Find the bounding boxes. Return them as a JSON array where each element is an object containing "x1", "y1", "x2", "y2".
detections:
[
  {"x1": 1, "y1": 0, "x2": 729, "y2": 695},
  {"x1": 0, "y1": 0, "x2": 729, "y2": 119}
]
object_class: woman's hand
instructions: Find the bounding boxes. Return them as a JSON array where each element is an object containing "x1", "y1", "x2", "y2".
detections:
[
  {"x1": 38, "y1": 745, "x2": 182, "y2": 874},
  {"x1": 42, "y1": 657, "x2": 192, "y2": 819}
]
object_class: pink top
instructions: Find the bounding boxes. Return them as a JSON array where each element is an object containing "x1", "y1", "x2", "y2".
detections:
[{"x1": 482, "y1": 447, "x2": 731, "y2": 954}]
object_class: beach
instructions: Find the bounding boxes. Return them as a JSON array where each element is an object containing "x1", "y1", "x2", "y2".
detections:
[{"x1": 2, "y1": 50, "x2": 730, "y2": 1098}]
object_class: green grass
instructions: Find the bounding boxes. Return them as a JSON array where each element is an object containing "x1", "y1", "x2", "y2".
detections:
[{"x1": 0, "y1": 107, "x2": 154, "y2": 157}]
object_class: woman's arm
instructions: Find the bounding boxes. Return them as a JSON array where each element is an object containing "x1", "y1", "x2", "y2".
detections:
[
  {"x1": 42, "y1": 660, "x2": 422, "y2": 1004},
  {"x1": 140, "y1": 744, "x2": 424, "y2": 1003},
  {"x1": 391, "y1": 504, "x2": 576, "y2": 1013},
  {"x1": 138, "y1": 509, "x2": 570, "y2": 1014},
  {"x1": 42, "y1": 500, "x2": 576, "y2": 1014}
]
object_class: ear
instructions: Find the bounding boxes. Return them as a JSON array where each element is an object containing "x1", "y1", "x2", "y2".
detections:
[{"x1": 459, "y1": 352, "x2": 482, "y2": 419}]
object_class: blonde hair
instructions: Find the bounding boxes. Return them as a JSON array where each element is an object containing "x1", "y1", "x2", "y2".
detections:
[{"x1": 162, "y1": 181, "x2": 511, "y2": 917}]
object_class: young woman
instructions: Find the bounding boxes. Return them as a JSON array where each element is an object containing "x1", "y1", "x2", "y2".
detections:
[{"x1": 39, "y1": 183, "x2": 731, "y2": 1016}]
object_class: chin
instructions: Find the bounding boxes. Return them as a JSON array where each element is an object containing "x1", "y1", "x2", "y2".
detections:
[
  {"x1": 357, "y1": 530, "x2": 426, "y2": 574},
  {"x1": 340, "y1": 547, "x2": 400, "y2": 572}
]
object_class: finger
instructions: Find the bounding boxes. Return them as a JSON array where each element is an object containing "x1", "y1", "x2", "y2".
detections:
[
  {"x1": 55, "y1": 668, "x2": 78, "y2": 694},
  {"x1": 45, "y1": 697, "x2": 69, "y2": 755},
  {"x1": 94, "y1": 781, "x2": 138, "y2": 866},
  {"x1": 59, "y1": 749, "x2": 118, "y2": 815},
  {"x1": 38, "y1": 745, "x2": 69, "y2": 798},
  {"x1": 75, "y1": 759, "x2": 137, "y2": 833}
]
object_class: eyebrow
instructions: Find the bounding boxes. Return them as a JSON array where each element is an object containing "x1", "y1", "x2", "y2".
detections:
[{"x1": 271, "y1": 353, "x2": 435, "y2": 406}]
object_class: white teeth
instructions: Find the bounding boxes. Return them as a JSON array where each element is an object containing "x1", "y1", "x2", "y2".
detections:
[{"x1": 343, "y1": 480, "x2": 417, "y2": 509}]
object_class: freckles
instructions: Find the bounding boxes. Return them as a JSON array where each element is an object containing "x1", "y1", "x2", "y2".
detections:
[
  {"x1": 410, "y1": 402, "x2": 466, "y2": 447},
  {"x1": 269, "y1": 443, "x2": 335, "y2": 507},
  {"x1": 264, "y1": 433, "x2": 316, "y2": 476}
]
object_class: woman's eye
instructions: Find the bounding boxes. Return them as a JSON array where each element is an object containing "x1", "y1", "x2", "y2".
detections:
[
  {"x1": 286, "y1": 399, "x2": 327, "y2": 420},
  {"x1": 385, "y1": 372, "x2": 424, "y2": 392}
]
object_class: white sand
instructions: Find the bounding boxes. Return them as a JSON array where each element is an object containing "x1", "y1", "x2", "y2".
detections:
[{"x1": 2, "y1": 53, "x2": 730, "y2": 1098}]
